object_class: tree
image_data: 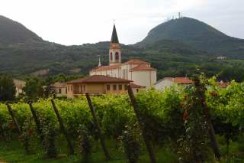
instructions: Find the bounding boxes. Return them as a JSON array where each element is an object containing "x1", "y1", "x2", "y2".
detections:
[
  {"x1": 0, "y1": 74, "x2": 16, "y2": 101},
  {"x1": 43, "y1": 76, "x2": 55, "y2": 98},
  {"x1": 23, "y1": 77, "x2": 43, "y2": 100}
]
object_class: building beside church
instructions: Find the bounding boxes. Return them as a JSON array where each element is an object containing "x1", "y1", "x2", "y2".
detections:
[
  {"x1": 90, "y1": 25, "x2": 157, "y2": 88},
  {"x1": 51, "y1": 82, "x2": 67, "y2": 97},
  {"x1": 154, "y1": 77, "x2": 193, "y2": 90},
  {"x1": 65, "y1": 25, "x2": 155, "y2": 98},
  {"x1": 66, "y1": 75, "x2": 134, "y2": 98}
]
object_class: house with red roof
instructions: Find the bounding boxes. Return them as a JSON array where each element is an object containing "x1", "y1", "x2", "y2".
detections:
[
  {"x1": 89, "y1": 25, "x2": 157, "y2": 88},
  {"x1": 66, "y1": 75, "x2": 143, "y2": 98},
  {"x1": 154, "y1": 77, "x2": 193, "y2": 90}
]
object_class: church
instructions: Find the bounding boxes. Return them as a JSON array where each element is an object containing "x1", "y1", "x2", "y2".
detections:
[
  {"x1": 90, "y1": 25, "x2": 157, "y2": 88},
  {"x1": 66, "y1": 25, "x2": 157, "y2": 98}
]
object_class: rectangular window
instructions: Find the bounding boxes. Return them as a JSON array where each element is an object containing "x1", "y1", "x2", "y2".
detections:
[
  {"x1": 113, "y1": 84, "x2": 117, "y2": 90},
  {"x1": 79, "y1": 85, "x2": 82, "y2": 93},
  {"x1": 119, "y1": 84, "x2": 122, "y2": 90},
  {"x1": 107, "y1": 85, "x2": 110, "y2": 91},
  {"x1": 123, "y1": 69, "x2": 126, "y2": 78},
  {"x1": 124, "y1": 84, "x2": 128, "y2": 90}
]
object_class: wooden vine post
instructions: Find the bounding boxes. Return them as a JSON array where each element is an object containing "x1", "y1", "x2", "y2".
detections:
[
  {"x1": 28, "y1": 101, "x2": 45, "y2": 148},
  {"x1": 127, "y1": 85, "x2": 156, "y2": 163},
  {"x1": 51, "y1": 99, "x2": 74, "y2": 155},
  {"x1": 0, "y1": 122, "x2": 6, "y2": 140},
  {"x1": 194, "y1": 78, "x2": 221, "y2": 160},
  {"x1": 6, "y1": 103, "x2": 22, "y2": 134},
  {"x1": 85, "y1": 93, "x2": 111, "y2": 160}
]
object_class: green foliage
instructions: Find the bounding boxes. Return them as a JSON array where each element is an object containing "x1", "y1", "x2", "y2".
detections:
[
  {"x1": 138, "y1": 17, "x2": 244, "y2": 58},
  {"x1": 121, "y1": 125, "x2": 141, "y2": 163},
  {"x1": 92, "y1": 95, "x2": 135, "y2": 138},
  {"x1": 1, "y1": 16, "x2": 244, "y2": 82},
  {"x1": 23, "y1": 77, "x2": 43, "y2": 100},
  {"x1": 178, "y1": 79, "x2": 213, "y2": 162},
  {"x1": 33, "y1": 100, "x2": 58, "y2": 158},
  {"x1": 136, "y1": 87, "x2": 184, "y2": 143},
  {"x1": 0, "y1": 15, "x2": 42, "y2": 44},
  {"x1": 19, "y1": 117, "x2": 33, "y2": 154},
  {"x1": 0, "y1": 74, "x2": 16, "y2": 101},
  {"x1": 78, "y1": 126, "x2": 92, "y2": 162},
  {"x1": 206, "y1": 79, "x2": 244, "y2": 127},
  {"x1": 0, "y1": 80, "x2": 243, "y2": 161}
]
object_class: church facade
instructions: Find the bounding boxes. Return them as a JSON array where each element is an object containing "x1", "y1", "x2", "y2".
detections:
[{"x1": 90, "y1": 25, "x2": 157, "y2": 88}]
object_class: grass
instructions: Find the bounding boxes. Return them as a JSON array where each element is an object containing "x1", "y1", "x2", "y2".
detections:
[
  {"x1": 0, "y1": 138, "x2": 177, "y2": 163},
  {"x1": 1, "y1": 135, "x2": 243, "y2": 162}
]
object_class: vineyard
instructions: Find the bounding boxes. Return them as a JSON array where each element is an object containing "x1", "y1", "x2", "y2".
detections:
[{"x1": 0, "y1": 77, "x2": 243, "y2": 162}]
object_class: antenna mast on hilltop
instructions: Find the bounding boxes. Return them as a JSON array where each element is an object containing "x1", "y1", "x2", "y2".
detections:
[{"x1": 178, "y1": 12, "x2": 183, "y2": 18}]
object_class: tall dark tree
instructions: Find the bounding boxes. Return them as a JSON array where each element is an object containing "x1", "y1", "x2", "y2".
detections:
[
  {"x1": 0, "y1": 74, "x2": 16, "y2": 101},
  {"x1": 23, "y1": 77, "x2": 43, "y2": 100},
  {"x1": 43, "y1": 76, "x2": 54, "y2": 98}
]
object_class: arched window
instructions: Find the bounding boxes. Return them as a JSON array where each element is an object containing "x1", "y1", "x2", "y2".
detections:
[
  {"x1": 115, "y1": 52, "x2": 119, "y2": 60},
  {"x1": 110, "y1": 52, "x2": 113, "y2": 60}
]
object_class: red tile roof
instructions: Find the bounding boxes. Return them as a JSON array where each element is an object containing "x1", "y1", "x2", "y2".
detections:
[
  {"x1": 161, "y1": 77, "x2": 193, "y2": 84},
  {"x1": 67, "y1": 75, "x2": 132, "y2": 84},
  {"x1": 90, "y1": 64, "x2": 121, "y2": 71},
  {"x1": 130, "y1": 83, "x2": 145, "y2": 88},
  {"x1": 124, "y1": 59, "x2": 149, "y2": 65},
  {"x1": 130, "y1": 64, "x2": 156, "y2": 71},
  {"x1": 51, "y1": 82, "x2": 66, "y2": 88},
  {"x1": 171, "y1": 77, "x2": 193, "y2": 84},
  {"x1": 90, "y1": 59, "x2": 156, "y2": 72}
]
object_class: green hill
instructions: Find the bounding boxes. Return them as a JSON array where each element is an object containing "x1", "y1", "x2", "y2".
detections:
[
  {"x1": 0, "y1": 16, "x2": 43, "y2": 44},
  {"x1": 0, "y1": 15, "x2": 244, "y2": 81},
  {"x1": 137, "y1": 17, "x2": 244, "y2": 58}
]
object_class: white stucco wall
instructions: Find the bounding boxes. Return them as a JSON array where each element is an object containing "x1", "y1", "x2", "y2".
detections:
[
  {"x1": 154, "y1": 79, "x2": 174, "y2": 90},
  {"x1": 131, "y1": 70, "x2": 156, "y2": 88},
  {"x1": 54, "y1": 87, "x2": 67, "y2": 97},
  {"x1": 90, "y1": 62, "x2": 157, "y2": 88},
  {"x1": 90, "y1": 68, "x2": 121, "y2": 78}
]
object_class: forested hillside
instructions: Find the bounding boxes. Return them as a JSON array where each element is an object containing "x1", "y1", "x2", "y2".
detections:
[
  {"x1": 1, "y1": 15, "x2": 244, "y2": 81},
  {"x1": 138, "y1": 17, "x2": 244, "y2": 58}
]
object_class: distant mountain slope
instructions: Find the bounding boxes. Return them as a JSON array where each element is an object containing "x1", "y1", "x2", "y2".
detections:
[
  {"x1": 0, "y1": 16, "x2": 43, "y2": 44},
  {"x1": 0, "y1": 15, "x2": 244, "y2": 81},
  {"x1": 137, "y1": 17, "x2": 244, "y2": 58}
]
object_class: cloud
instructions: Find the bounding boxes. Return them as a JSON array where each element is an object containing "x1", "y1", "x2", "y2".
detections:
[{"x1": 0, "y1": 0, "x2": 243, "y2": 45}]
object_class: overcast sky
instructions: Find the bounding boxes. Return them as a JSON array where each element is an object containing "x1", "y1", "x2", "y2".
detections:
[{"x1": 0, "y1": 0, "x2": 243, "y2": 45}]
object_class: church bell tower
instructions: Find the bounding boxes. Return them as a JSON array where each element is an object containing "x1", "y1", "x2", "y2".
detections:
[{"x1": 109, "y1": 25, "x2": 121, "y2": 65}]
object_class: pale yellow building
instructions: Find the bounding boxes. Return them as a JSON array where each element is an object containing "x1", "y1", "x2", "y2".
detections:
[
  {"x1": 89, "y1": 25, "x2": 157, "y2": 88},
  {"x1": 66, "y1": 75, "x2": 141, "y2": 98},
  {"x1": 154, "y1": 77, "x2": 193, "y2": 90},
  {"x1": 51, "y1": 82, "x2": 67, "y2": 97},
  {"x1": 13, "y1": 79, "x2": 26, "y2": 96}
]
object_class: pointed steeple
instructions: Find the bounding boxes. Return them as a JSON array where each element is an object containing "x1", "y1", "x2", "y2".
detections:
[
  {"x1": 109, "y1": 24, "x2": 121, "y2": 66},
  {"x1": 111, "y1": 25, "x2": 119, "y2": 43}
]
